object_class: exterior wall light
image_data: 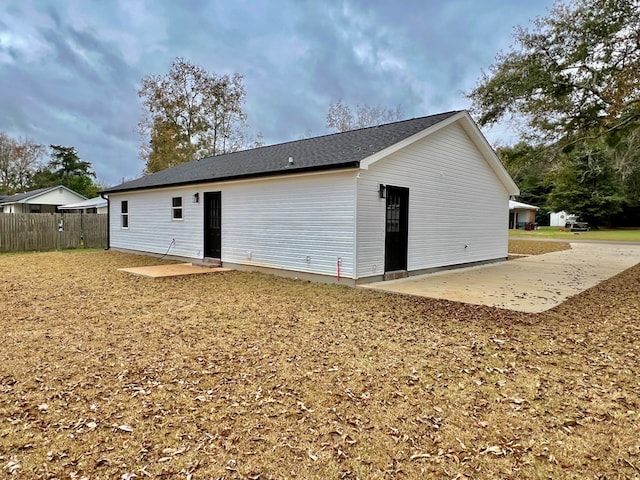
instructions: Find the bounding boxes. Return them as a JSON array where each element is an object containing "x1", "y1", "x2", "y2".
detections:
[{"x1": 379, "y1": 184, "x2": 386, "y2": 198}]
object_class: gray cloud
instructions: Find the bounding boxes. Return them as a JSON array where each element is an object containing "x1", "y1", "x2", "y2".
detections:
[{"x1": 0, "y1": 0, "x2": 554, "y2": 186}]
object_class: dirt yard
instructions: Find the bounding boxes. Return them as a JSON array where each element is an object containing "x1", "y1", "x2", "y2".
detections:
[{"x1": 1, "y1": 245, "x2": 639, "y2": 479}]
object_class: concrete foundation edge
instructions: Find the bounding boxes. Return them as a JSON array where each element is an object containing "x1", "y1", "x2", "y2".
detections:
[{"x1": 109, "y1": 247, "x2": 506, "y2": 287}]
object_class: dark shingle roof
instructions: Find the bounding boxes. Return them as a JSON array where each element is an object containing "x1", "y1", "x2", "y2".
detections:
[
  {"x1": 0, "y1": 186, "x2": 61, "y2": 204},
  {"x1": 103, "y1": 111, "x2": 462, "y2": 194}
]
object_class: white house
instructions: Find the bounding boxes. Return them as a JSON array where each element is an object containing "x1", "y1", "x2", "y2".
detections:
[
  {"x1": 59, "y1": 197, "x2": 108, "y2": 214},
  {"x1": 509, "y1": 200, "x2": 539, "y2": 229},
  {"x1": 0, "y1": 185, "x2": 86, "y2": 213},
  {"x1": 102, "y1": 111, "x2": 519, "y2": 285}
]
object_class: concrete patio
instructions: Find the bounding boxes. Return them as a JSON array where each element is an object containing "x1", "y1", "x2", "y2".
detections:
[{"x1": 362, "y1": 242, "x2": 640, "y2": 312}]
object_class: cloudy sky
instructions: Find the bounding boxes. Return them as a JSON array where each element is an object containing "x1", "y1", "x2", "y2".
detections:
[{"x1": 0, "y1": 0, "x2": 554, "y2": 186}]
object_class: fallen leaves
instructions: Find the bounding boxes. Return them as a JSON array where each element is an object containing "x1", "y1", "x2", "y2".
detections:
[
  {"x1": 3, "y1": 458, "x2": 20, "y2": 475},
  {"x1": 508, "y1": 239, "x2": 571, "y2": 256},
  {"x1": 480, "y1": 445, "x2": 506, "y2": 456},
  {"x1": 410, "y1": 452, "x2": 431, "y2": 461},
  {"x1": 0, "y1": 249, "x2": 639, "y2": 479}
]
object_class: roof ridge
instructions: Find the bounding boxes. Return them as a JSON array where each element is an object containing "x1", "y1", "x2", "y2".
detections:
[
  {"x1": 102, "y1": 110, "x2": 468, "y2": 194},
  {"x1": 197, "y1": 110, "x2": 465, "y2": 161}
]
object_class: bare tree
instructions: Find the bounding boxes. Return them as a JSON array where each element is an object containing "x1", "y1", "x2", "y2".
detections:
[
  {"x1": 326, "y1": 100, "x2": 403, "y2": 132},
  {"x1": 0, "y1": 133, "x2": 45, "y2": 194},
  {"x1": 0, "y1": 133, "x2": 15, "y2": 194},
  {"x1": 138, "y1": 57, "x2": 248, "y2": 173}
]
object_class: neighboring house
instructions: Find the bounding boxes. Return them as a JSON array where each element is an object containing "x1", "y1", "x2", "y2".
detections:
[
  {"x1": 509, "y1": 200, "x2": 539, "y2": 229},
  {"x1": 102, "y1": 110, "x2": 519, "y2": 285},
  {"x1": 0, "y1": 186, "x2": 86, "y2": 214},
  {"x1": 59, "y1": 197, "x2": 108, "y2": 214},
  {"x1": 549, "y1": 210, "x2": 573, "y2": 227}
]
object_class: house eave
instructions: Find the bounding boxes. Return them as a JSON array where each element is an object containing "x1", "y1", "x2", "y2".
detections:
[{"x1": 101, "y1": 161, "x2": 361, "y2": 195}]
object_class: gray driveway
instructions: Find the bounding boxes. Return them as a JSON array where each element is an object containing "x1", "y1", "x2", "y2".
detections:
[{"x1": 362, "y1": 242, "x2": 640, "y2": 312}]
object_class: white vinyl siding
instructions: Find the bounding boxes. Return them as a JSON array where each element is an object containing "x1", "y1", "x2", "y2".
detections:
[
  {"x1": 109, "y1": 170, "x2": 358, "y2": 278},
  {"x1": 222, "y1": 171, "x2": 356, "y2": 278},
  {"x1": 356, "y1": 122, "x2": 509, "y2": 279},
  {"x1": 109, "y1": 187, "x2": 203, "y2": 259}
]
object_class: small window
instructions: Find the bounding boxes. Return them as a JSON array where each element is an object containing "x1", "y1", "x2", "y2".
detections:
[
  {"x1": 121, "y1": 200, "x2": 129, "y2": 228},
  {"x1": 172, "y1": 196, "x2": 183, "y2": 220}
]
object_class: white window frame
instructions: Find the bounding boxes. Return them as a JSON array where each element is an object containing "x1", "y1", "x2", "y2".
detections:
[
  {"x1": 121, "y1": 200, "x2": 129, "y2": 229},
  {"x1": 171, "y1": 196, "x2": 183, "y2": 221}
]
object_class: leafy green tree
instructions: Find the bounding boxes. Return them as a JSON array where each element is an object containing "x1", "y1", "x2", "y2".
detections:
[
  {"x1": 326, "y1": 100, "x2": 403, "y2": 132},
  {"x1": 144, "y1": 118, "x2": 186, "y2": 173},
  {"x1": 31, "y1": 145, "x2": 98, "y2": 198},
  {"x1": 547, "y1": 143, "x2": 624, "y2": 226},
  {"x1": 468, "y1": 0, "x2": 640, "y2": 220},
  {"x1": 497, "y1": 142, "x2": 554, "y2": 210},
  {"x1": 468, "y1": 0, "x2": 640, "y2": 144},
  {"x1": 608, "y1": 122, "x2": 640, "y2": 206},
  {"x1": 138, "y1": 57, "x2": 249, "y2": 173}
]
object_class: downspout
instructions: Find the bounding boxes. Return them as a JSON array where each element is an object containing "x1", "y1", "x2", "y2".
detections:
[{"x1": 100, "y1": 192, "x2": 110, "y2": 250}]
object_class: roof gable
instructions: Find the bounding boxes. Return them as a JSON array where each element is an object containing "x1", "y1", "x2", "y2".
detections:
[
  {"x1": 0, "y1": 186, "x2": 58, "y2": 204},
  {"x1": 360, "y1": 111, "x2": 518, "y2": 195},
  {"x1": 0, "y1": 185, "x2": 86, "y2": 205}
]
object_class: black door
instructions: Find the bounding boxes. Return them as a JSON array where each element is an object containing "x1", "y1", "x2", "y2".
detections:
[
  {"x1": 204, "y1": 192, "x2": 221, "y2": 258},
  {"x1": 384, "y1": 186, "x2": 409, "y2": 272}
]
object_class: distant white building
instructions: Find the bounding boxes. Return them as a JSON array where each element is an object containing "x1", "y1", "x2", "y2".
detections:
[
  {"x1": 550, "y1": 211, "x2": 572, "y2": 227},
  {"x1": 509, "y1": 200, "x2": 539, "y2": 229},
  {"x1": 0, "y1": 185, "x2": 86, "y2": 213}
]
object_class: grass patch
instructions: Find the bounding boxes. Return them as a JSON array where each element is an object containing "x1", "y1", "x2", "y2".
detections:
[
  {"x1": 510, "y1": 226, "x2": 640, "y2": 242},
  {"x1": 1, "y1": 248, "x2": 639, "y2": 478}
]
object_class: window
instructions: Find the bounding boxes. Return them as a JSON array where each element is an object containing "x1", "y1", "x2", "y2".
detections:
[
  {"x1": 121, "y1": 200, "x2": 129, "y2": 228},
  {"x1": 172, "y1": 196, "x2": 183, "y2": 220},
  {"x1": 386, "y1": 202, "x2": 400, "y2": 233}
]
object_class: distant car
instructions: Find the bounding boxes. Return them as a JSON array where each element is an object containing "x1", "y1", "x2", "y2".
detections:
[
  {"x1": 564, "y1": 215, "x2": 579, "y2": 229},
  {"x1": 564, "y1": 215, "x2": 590, "y2": 231},
  {"x1": 570, "y1": 221, "x2": 590, "y2": 232}
]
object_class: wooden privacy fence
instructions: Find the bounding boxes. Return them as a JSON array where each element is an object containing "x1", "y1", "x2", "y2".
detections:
[{"x1": 0, "y1": 214, "x2": 108, "y2": 252}]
